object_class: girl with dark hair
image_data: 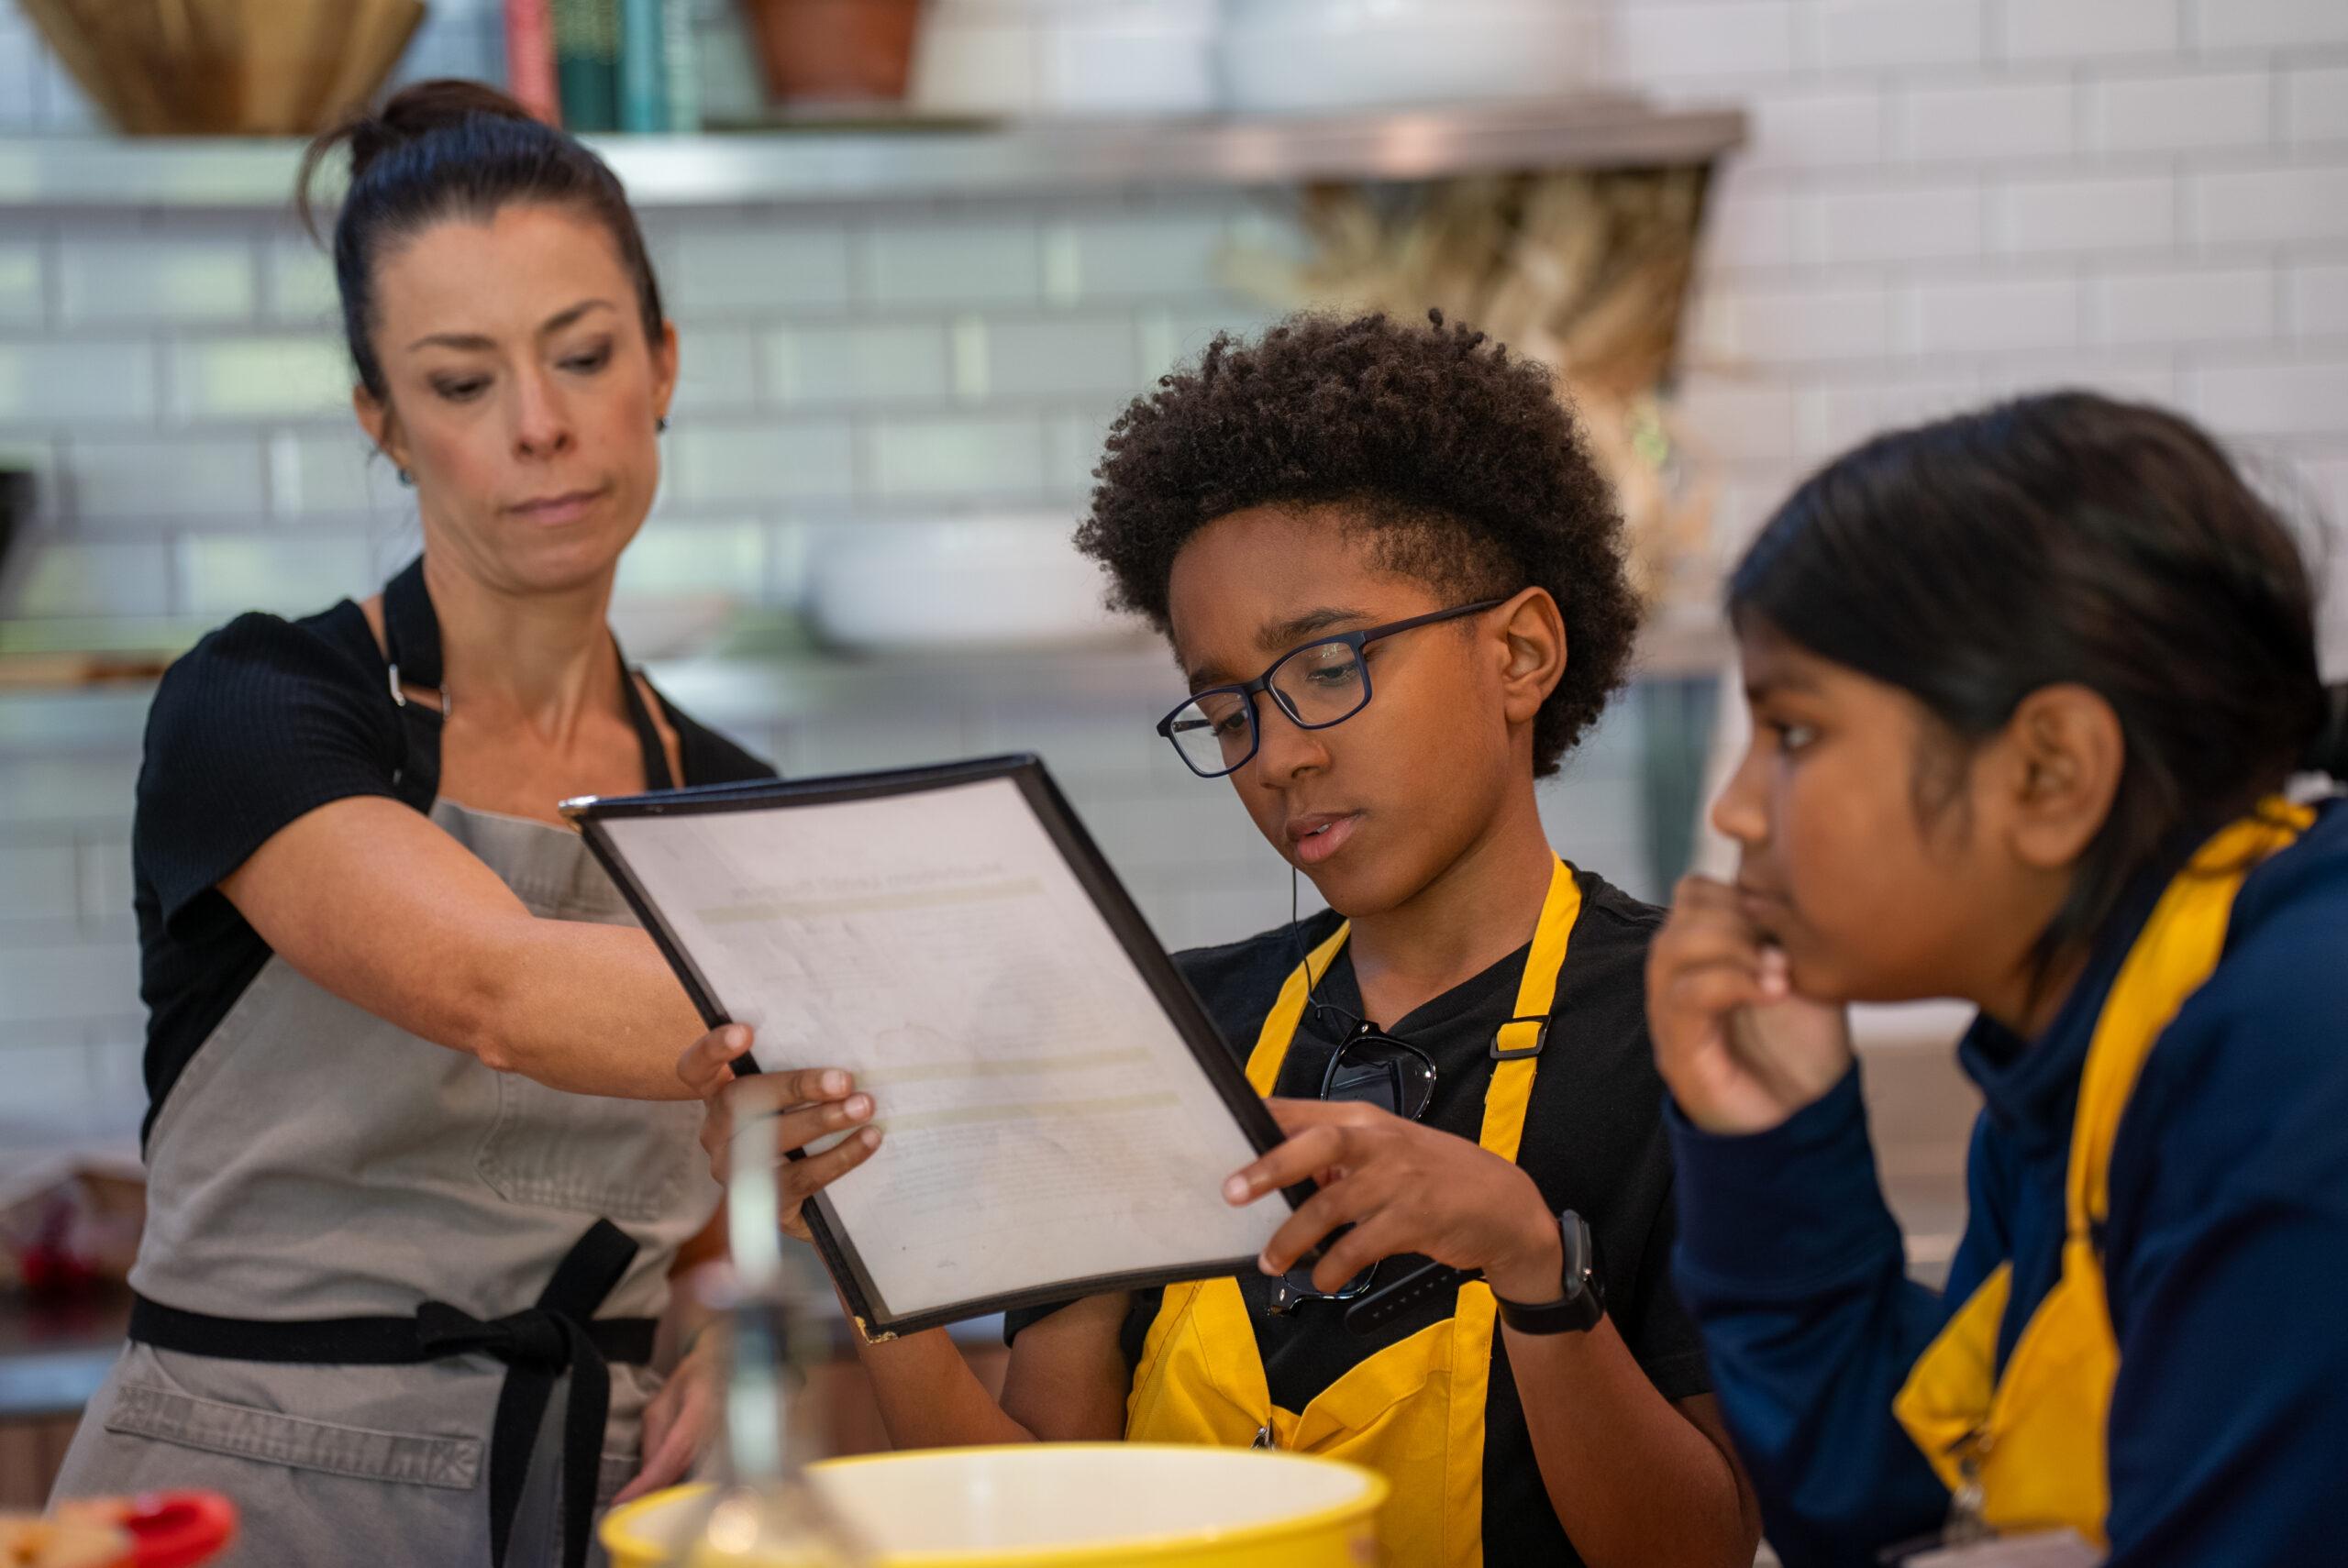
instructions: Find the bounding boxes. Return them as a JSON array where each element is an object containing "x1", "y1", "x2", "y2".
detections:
[
  {"x1": 1648, "y1": 391, "x2": 2348, "y2": 1564},
  {"x1": 48, "y1": 81, "x2": 768, "y2": 1567}
]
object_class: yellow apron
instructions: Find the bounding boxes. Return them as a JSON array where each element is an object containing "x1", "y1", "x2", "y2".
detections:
[
  {"x1": 1892, "y1": 802, "x2": 2313, "y2": 1545},
  {"x1": 1124, "y1": 857, "x2": 1584, "y2": 1568}
]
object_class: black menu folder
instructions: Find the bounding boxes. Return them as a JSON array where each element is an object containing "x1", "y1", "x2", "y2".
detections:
[{"x1": 563, "y1": 755, "x2": 1300, "y2": 1340}]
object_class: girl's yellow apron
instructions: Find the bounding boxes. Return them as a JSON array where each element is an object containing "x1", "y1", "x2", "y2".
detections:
[
  {"x1": 1124, "y1": 857, "x2": 1584, "y2": 1568},
  {"x1": 1892, "y1": 803, "x2": 2312, "y2": 1545}
]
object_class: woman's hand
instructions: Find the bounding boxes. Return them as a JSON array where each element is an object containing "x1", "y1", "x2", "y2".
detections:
[
  {"x1": 1647, "y1": 875, "x2": 1855, "y2": 1136},
  {"x1": 1224, "y1": 1099, "x2": 1565, "y2": 1305},
  {"x1": 675, "y1": 1025, "x2": 880, "y2": 1243},
  {"x1": 612, "y1": 1327, "x2": 722, "y2": 1505}
]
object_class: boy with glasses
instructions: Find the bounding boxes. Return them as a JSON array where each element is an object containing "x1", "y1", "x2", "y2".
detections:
[{"x1": 682, "y1": 312, "x2": 1759, "y2": 1567}]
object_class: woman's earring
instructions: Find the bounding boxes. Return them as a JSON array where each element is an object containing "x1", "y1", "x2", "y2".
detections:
[
  {"x1": 657, "y1": 416, "x2": 670, "y2": 435},
  {"x1": 396, "y1": 468, "x2": 414, "y2": 487}
]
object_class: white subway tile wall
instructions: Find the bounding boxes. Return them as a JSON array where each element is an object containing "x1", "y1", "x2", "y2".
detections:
[
  {"x1": 767, "y1": 322, "x2": 952, "y2": 407},
  {"x1": 2086, "y1": 71, "x2": 2272, "y2": 154},
  {"x1": 265, "y1": 431, "x2": 405, "y2": 520},
  {"x1": 669, "y1": 420, "x2": 856, "y2": 503},
  {"x1": 0, "y1": 845, "x2": 76, "y2": 930},
  {"x1": 669, "y1": 328, "x2": 760, "y2": 413},
  {"x1": 2000, "y1": 0, "x2": 2181, "y2": 62},
  {"x1": 862, "y1": 220, "x2": 1043, "y2": 308},
  {"x1": 2296, "y1": 263, "x2": 2348, "y2": 337},
  {"x1": 1811, "y1": 1, "x2": 1988, "y2": 72},
  {"x1": 57, "y1": 236, "x2": 259, "y2": 326},
  {"x1": 1900, "y1": 273, "x2": 2083, "y2": 356},
  {"x1": 66, "y1": 436, "x2": 265, "y2": 521},
  {"x1": 861, "y1": 413, "x2": 1050, "y2": 499},
  {"x1": 670, "y1": 225, "x2": 856, "y2": 316},
  {"x1": 1742, "y1": 88, "x2": 1890, "y2": 171},
  {"x1": 2192, "y1": 0, "x2": 2348, "y2": 53},
  {"x1": 1899, "y1": 79, "x2": 2077, "y2": 164},
  {"x1": 1616, "y1": 2, "x2": 1801, "y2": 81},
  {"x1": 0, "y1": 239, "x2": 40, "y2": 323},
  {"x1": 4, "y1": 0, "x2": 2348, "y2": 1140},
  {"x1": 5, "y1": 539, "x2": 172, "y2": 619},
  {"x1": 2189, "y1": 166, "x2": 2348, "y2": 246},
  {"x1": 2289, "y1": 65, "x2": 2348, "y2": 145},
  {"x1": 0, "y1": 341, "x2": 156, "y2": 425},
  {"x1": 1996, "y1": 171, "x2": 2178, "y2": 255},
  {"x1": 263, "y1": 237, "x2": 341, "y2": 325},
  {"x1": 2090, "y1": 264, "x2": 2276, "y2": 347},
  {"x1": 167, "y1": 335, "x2": 352, "y2": 423}
]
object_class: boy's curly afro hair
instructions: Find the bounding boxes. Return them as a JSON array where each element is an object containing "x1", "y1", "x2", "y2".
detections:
[{"x1": 1073, "y1": 310, "x2": 1640, "y2": 776}]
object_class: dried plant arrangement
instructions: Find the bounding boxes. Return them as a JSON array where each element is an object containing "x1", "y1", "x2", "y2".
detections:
[{"x1": 1222, "y1": 169, "x2": 1724, "y2": 609}]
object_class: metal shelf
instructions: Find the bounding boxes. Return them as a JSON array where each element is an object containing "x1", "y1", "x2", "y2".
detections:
[
  {"x1": 0, "y1": 98, "x2": 1744, "y2": 212},
  {"x1": 0, "y1": 609, "x2": 1731, "y2": 741}
]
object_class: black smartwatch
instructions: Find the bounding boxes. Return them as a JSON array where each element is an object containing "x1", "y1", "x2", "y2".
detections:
[{"x1": 1494, "y1": 1209, "x2": 1605, "y2": 1335}]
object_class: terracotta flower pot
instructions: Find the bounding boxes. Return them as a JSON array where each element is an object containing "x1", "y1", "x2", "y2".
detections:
[{"x1": 740, "y1": 0, "x2": 923, "y2": 104}]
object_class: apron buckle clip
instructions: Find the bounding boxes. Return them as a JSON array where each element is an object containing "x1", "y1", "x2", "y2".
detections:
[{"x1": 1490, "y1": 1017, "x2": 1549, "y2": 1062}]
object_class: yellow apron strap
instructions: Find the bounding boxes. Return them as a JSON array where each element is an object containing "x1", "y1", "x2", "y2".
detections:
[
  {"x1": 1446, "y1": 857, "x2": 1584, "y2": 1564},
  {"x1": 1246, "y1": 922, "x2": 1355, "y2": 1095},
  {"x1": 2067, "y1": 802, "x2": 2313, "y2": 1239},
  {"x1": 1892, "y1": 801, "x2": 2310, "y2": 1544},
  {"x1": 1479, "y1": 858, "x2": 1582, "y2": 1165}
]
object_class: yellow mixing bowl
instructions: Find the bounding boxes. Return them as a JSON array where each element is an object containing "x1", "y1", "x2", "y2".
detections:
[{"x1": 602, "y1": 1444, "x2": 1387, "y2": 1568}]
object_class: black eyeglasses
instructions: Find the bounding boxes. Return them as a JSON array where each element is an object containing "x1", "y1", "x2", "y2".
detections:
[
  {"x1": 1156, "y1": 600, "x2": 1506, "y2": 779},
  {"x1": 1266, "y1": 1016, "x2": 1440, "y2": 1315}
]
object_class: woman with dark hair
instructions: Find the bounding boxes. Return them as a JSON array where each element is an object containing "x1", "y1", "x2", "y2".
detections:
[
  {"x1": 1648, "y1": 392, "x2": 2348, "y2": 1564},
  {"x1": 48, "y1": 81, "x2": 769, "y2": 1567}
]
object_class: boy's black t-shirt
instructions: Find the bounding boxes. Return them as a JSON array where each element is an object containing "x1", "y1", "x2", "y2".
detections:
[{"x1": 1007, "y1": 866, "x2": 1712, "y2": 1565}]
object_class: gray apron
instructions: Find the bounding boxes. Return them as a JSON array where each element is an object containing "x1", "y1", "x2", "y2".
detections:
[{"x1": 52, "y1": 559, "x2": 716, "y2": 1568}]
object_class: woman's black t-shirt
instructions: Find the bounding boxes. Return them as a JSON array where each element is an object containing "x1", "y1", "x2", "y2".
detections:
[
  {"x1": 1007, "y1": 869, "x2": 1712, "y2": 1565},
  {"x1": 132, "y1": 600, "x2": 775, "y2": 1142}
]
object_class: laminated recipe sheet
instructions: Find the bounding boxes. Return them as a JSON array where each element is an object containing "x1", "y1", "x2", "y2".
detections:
[{"x1": 563, "y1": 756, "x2": 1297, "y2": 1338}]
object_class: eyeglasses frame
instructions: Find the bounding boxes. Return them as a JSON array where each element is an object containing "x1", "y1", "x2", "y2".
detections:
[{"x1": 1154, "y1": 598, "x2": 1509, "y2": 778}]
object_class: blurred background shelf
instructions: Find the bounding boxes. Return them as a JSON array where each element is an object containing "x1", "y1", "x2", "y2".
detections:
[
  {"x1": 0, "y1": 603, "x2": 1734, "y2": 718},
  {"x1": 0, "y1": 97, "x2": 1745, "y2": 211}
]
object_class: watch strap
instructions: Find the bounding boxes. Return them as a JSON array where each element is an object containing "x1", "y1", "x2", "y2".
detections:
[{"x1": 1494, "y1": 1209, "x2": 1604, "y2": 1335}]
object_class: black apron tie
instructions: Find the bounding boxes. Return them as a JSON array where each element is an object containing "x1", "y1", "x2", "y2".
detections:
[
  {"x1": 128, "y1": 1219, "x2": 655, "y2": 1568},
  {"x1": 415, "y1": 1216, "x2": 641, "y2": 1568},
  {"x1": 415, "y1": 1300, "x2": 576, "y2": 1366}
]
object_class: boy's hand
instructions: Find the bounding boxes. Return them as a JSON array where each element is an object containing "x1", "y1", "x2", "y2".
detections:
[
  {"x1": 1647, "y1": 875, "x2": 1854, "y2": 1136},
  {"x1": 676, "y1": 1025, "x2": 880, "y2": 1243},
  {"x1": 1226, "y1": 1099, "x2": 1565, "y2": 1306}
]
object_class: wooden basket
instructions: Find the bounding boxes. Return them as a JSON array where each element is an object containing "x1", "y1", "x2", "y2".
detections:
[{"x1": 20, "y1": 0, "x2": 427, "y2": 136}]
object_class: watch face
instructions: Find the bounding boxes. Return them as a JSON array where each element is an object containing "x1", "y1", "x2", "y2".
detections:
[{"x1": 1564, "y1": 1210, "x2": 1596, "y2": 1289}]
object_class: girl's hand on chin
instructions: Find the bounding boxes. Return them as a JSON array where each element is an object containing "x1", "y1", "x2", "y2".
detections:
[{"x1": 1647, "y1": 875, "x2": 1854, "y2": 1136}]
